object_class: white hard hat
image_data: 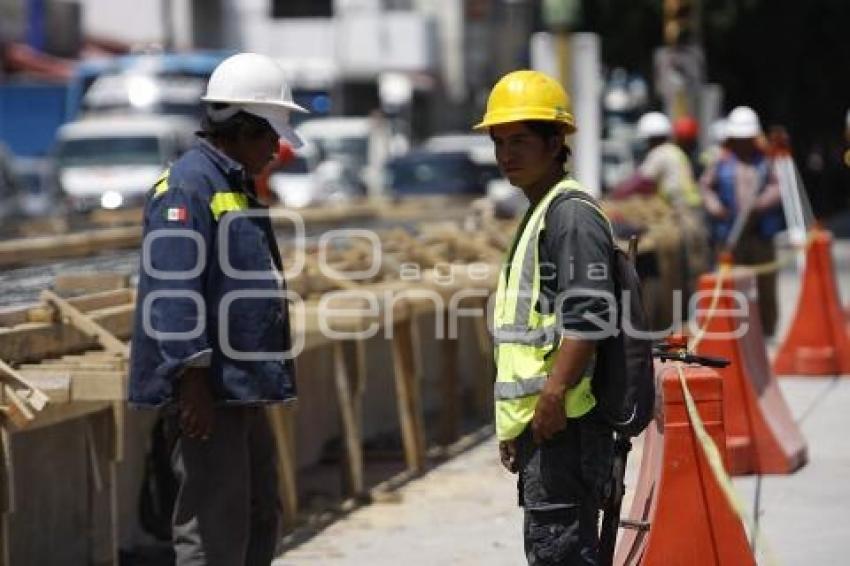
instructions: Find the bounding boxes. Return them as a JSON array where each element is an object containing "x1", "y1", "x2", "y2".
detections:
[
  {"x1": 636, "y1": 111, "x2": 672, "y2": 139},
  {"x1": 202, "y1": 52, "x2": 308, "y2": 147},
  {"x1": 709, "y1": 119, "x2": 727, "y2": 143},
  {"x1": 725, "y1": 106, "x2": 761, "y2": 139}
]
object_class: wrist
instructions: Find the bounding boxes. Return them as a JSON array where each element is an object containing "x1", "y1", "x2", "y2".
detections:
[{"x1": 542, "y1": 377, "x2": 568, "y2": 398}]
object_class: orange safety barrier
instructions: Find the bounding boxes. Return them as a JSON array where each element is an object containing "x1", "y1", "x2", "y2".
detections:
[
  {"x1": 695, "y1": 268, "x2": 807, "y2": 475},
  {"x1": 773, "y1": 227, "x2": 850, "y2": 376},
  {"x1": 615, "y1": 363, "x2": 754, "y2": 566}
]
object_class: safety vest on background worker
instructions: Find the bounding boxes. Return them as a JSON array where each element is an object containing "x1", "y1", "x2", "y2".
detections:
[
  {"x1": 643, "y1": 141, "x2": 703, "y2": 210},
  {"x1": 493, "y1": 178, "x2": 596, "y2": 441}
]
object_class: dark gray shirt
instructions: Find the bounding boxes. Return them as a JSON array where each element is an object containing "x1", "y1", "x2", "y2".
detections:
[{"x1": 538, "y1": 194, "x2": 615, "y2": 337}]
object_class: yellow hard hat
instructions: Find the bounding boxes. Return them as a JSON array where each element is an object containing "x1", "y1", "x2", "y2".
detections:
[{"x1": 473, "y1": 70, "x2": 576, "y2": 133}]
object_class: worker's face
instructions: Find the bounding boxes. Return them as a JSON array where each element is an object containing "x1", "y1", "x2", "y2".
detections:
[
  {"x1": 727, "y1": 137, "x2": 757, "y2": 160},
  {"x1": 490, "y1": 122, "x2": 562, "y2": 190},
  {"x1": 229, "y1": 120, "x2": 280, "y2": 176}
]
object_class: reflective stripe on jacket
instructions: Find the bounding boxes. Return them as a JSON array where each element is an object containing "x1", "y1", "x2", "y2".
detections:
[
  {"x1": 493, "y1": 178, "x2": 598, "y2": 441},
  {"x1": 129, "y1": 139, "x2": 296, "y2": 407}
]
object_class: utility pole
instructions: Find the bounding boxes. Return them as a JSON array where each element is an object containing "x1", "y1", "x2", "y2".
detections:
[
  {"x1": 541, "y1": 0, "x2": 582, "y2": 95},
  {"x1": 161, "y1": 0, "x2": 174, "y2": 51},
  {"x1": 655, "y1": 0, "x2": 704, "y2": 120}
]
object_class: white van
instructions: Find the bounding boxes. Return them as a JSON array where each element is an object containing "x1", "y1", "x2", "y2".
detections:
[
  {"x1": 53, "y1": 114, "x2": 196, "y2": 211},
  {"x1": 297, "y1": 115, "x2": 406, "y2": 198}
]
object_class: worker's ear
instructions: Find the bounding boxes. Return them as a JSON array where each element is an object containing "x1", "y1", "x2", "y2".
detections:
[{"x1": 548, "y1": 128, "x2": 566, "y2": 158}]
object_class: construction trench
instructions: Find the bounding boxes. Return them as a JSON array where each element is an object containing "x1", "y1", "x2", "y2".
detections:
[{"x1": 0, "y1": 195, "x2": 846, "y2": 565}]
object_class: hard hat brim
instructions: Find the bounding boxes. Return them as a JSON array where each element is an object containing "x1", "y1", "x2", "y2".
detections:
[
  {"x1": 201, "y1": 95, "x2": 309, "y2": 115},
  {"x1": 724, "y1": 125, "x2": 761, "y2": 139},
  {"x1": 245, "y1": 105, "x2": 305, "y2": 148},
  {"x1": 472, "y1": 116, "x2": 576, "y2": 135}
]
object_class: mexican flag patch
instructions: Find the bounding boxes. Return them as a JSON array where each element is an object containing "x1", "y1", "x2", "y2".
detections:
[{"x1": 165, "y1": 206, "x2": 188, "y2": 222}]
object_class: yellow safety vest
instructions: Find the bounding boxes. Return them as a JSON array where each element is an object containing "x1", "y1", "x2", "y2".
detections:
[{"x1": 493, "y1": 178, "x2": 599, "y2": 441}]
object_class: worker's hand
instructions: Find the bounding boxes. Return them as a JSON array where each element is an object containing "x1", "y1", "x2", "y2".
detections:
[
  {"x1": 704, "y1": 201, "x2": 728, "y2": 219},
  {"x1": 178, "y1": 367, "x2": 214, "y2": 440},
  {"x1": 499, "y1": 440, "x2": 517, "y2": 473},
  {"x1": 531, "y1": 382, "x2": 567, "y2": 444}
]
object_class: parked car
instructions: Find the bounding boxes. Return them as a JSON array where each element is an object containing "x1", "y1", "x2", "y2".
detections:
[
  {"x1": 601, "y1": 137, "x2": 636, "y2": 194},
  {"x1": 52, "y1": 114, "x2": 196, "y2": 211},
  {"x1": 385, "y1": 151, "x2": 487, "y2": 196},
  {"x1": 423, "y1": 132, "x2": 502, "y2": 182},
  {"x1": 423, "y1": 132, "x2": 528, "y2": 215},
  {"x1": 297, "y1": 115, "x2": 405, "y2": 197},
  {"x1": 0, "y1": 143, "x2": 22, "y2": 226},
  {"x1": 265, "y1": 142, "x2": 364, "y2": 208},
  {"x1": 14, "y1": 156, "x2": 55, "y2": 218}
]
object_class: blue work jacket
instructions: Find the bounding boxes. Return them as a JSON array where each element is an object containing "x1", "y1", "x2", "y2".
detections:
[
  {"x1": 129, "y1": 138, "x2": 297, "y2": 407},
  {"x1": 709, "y1": 153, "x2": 785, "y2": 244}
]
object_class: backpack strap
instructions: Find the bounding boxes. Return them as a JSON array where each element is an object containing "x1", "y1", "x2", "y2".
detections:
[{"x1": 550, "y1": 189, "x2": 616, "y2": 244}]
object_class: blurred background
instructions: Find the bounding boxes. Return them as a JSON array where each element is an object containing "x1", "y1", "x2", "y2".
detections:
[{"x1": 0, "y1": 0, "x2": 848, "y2": 227}]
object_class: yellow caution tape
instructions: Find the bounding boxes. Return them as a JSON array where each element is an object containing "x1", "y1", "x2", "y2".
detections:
[
  {"x1": 713, "y1": 229, "x2": 818, "y2": 277},
  {"x1": 690, "y1": 262, "x2": 730, "y2": 351},
  {"x1": 675, "y1": 364, "x2": 781, "y2": 565}
]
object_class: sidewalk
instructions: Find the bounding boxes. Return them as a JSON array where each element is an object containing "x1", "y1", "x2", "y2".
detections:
[
  {"x1": 274, "y1": 241, "x2": 850, "y2": 565},
  {"x1": 273, "y1": 435, "x2": 524, "y2": 565}
]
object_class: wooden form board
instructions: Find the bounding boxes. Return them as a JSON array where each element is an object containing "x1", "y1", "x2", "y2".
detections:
[{"x1": 0, "y1": 226, "x2": 142, "y2": 268}]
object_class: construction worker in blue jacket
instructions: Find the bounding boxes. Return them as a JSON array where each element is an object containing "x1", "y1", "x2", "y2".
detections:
[{"x1": 129, "y1": 52, "x2": 307, "y2": 565}]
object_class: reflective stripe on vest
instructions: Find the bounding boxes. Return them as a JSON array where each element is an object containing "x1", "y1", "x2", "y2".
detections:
[
  {"x1": 153, "y1": 168, "x2": 170, "y2": 196},
  {"x1": 210, "y1": 192, "x2": 250, "y2": 220},
  {"x1": 493, "y1": 178, "x2": 602, "y2": 441}
]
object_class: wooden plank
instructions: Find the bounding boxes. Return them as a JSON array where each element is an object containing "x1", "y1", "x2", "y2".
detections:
[
  {"x1": 332, "y1": 342, "x2": 364, "y2": 496},
  {"x1": 41, "y1": 291, "x2": 129, "y2": 358},
  {"x1": 390, "y1": 319, "x2": 426, "y2": 473},
  {"x1": 9, "y1": 372, "x2": 70, "y2": 404},
  {"x1": 15, "y1": 367, "x2": 122, "y2": 401},
  {"x1": 53, "y1": 273, "x2": 129, "y2": 295},
  {"x1": 0, "y1": 226, "x2": 141, "y2": 268},
  {"x1": 0, "y1": 425, "x2": 12, "y2": 565},
  {"x1": 0, "y1": 360, "x2": 49, "y2": 412},
  {"x1": 0, "y1": 308, "x2": 29, "y2": 329},
  {"x1": 18, "y1": 401, "x2": 111, "y2": 432},
  {"x1": 66, "y1": 289, "x2": 133, "y2": 313},
  {"x1": 25, "y1": 361, "x2": 119, "y2": 371},
  {"x1": 266, "y1": 405, "x2": 298, "y2": 529},
  {"x1": 88, "y1": 206, "x2": 143, "y2": 227},
  {"x1": 472, "y1": 296, "x2": 495, "y2": 419},
  {"x1": 70, "y1": 371, "x2": 126, "y2": 402},
  {"x1": 438, "y1": 311, "x2": 459, "y2": 446},
  {"x1": 1, "y1": 386, "x2": 34, "y2": 430}
]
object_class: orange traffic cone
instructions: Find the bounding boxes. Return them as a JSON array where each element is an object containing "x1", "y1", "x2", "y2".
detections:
[
  {"x1": 615, "y1": 363, "x2": 754, "y2": 566},
  {"x1": 774, "y1": 227, "x2": 850, "y2": 376},
  {"x1": 695, "y1": 267, "x2": 807, "y2": 475}
]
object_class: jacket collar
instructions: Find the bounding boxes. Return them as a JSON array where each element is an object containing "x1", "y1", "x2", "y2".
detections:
[
  {"x1": 196, "y1": 136, "x2": 259, "y2": 200},
  {"x1": 196, "y1": 136, "x2": 245, "y2": 179}
]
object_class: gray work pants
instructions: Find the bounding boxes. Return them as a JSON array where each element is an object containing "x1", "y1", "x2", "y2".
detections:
[{"x1": 169, "y1": 406, "x2": 282, "y2": 566}]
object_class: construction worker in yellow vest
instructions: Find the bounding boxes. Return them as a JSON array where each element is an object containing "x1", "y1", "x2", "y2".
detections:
[{"x1": 475, "y1": 70, "x2": 616, "y2": 565}]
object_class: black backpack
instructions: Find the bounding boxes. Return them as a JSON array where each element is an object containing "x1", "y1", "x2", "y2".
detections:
[
  {"x1": 559, "y1": 191, "x2": 657, "y2": 566},
  {"x1": 560, "y1": 191, "x2": 656, "y2": 438}
]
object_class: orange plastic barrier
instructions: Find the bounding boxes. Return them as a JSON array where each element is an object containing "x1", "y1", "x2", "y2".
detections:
[
  {"x1": 695, "y1": 268, "x2": 808, "y2": 475},
  {"x1": 774, "y1": 228, "x2": 850, "y2": 376},
  {"x1": 614, "y1": 363, "x2": 754, "y2": 566}
]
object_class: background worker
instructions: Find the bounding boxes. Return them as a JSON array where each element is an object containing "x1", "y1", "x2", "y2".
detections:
[
  {"x1": 613, "y1": 111, "x2": 709, "y2": 312},
  {"x1": 475, "y1": 70, "x2": 615, "y2": 565},
  {"x1": 700, "y1": 105, "x2": 784, "y2": 336},
  {"x1": 673, "y1": 114, "x2": 701, "y2": 176},
  {"x1": 700, "y1": 118, "x2": 729, "y2": 173},
  {"x1": 129, "y1": 52, "x2": 306, "y2": 565}
]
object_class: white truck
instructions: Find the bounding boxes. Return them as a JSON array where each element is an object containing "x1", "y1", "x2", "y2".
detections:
[{"x1": 53, "y1": 114, "x2": 196, "y2": 212}]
